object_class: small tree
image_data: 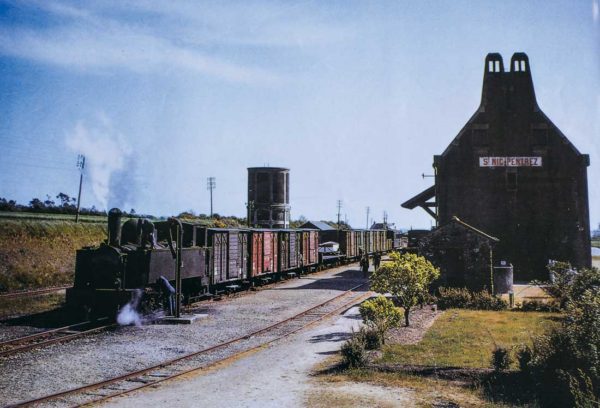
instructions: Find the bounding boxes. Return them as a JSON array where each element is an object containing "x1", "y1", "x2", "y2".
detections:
[
  {"x1": 370, "y1": 252, "x2": 440, "y2": 326},
  {"x1": 359, "y1": 295, "x2": 402, "y2": 344},
  {"x1": 539, "y1": 261, "x2": 576, "y2": 309}
]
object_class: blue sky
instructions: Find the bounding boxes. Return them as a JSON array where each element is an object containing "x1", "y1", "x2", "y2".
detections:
[{"x1": 0, "y1": 1, "x2": 598, "y2": 229}]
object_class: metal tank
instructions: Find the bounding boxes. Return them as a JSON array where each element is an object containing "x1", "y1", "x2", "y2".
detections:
[{"x1": 247, "y1": 167, "x2": 290, "y2": 228}]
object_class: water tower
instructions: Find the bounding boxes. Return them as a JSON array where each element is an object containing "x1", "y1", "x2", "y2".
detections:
[{"x1": 247, "y1": 167, "x2": 290, "y2": 228}]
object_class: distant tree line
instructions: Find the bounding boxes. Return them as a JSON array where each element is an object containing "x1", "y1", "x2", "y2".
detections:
[{"x1": 0, "y1": 193, "x2": 137, "y2": 217}]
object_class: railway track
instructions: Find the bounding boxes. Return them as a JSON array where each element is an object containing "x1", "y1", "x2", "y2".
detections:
[
  {"x1": 0, "y1": 286, "x2": 71, "y2": 299},
  {"x1": 10, "y1": 283, "x2": 372, "y2": 408},
  {"x1": 0, "y1": 318, "x2": 114, "y2": 358}
]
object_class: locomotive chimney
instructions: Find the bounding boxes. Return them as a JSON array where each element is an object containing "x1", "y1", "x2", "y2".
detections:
[{"x1": 108, "y1": 208, "x2": 123, "y2": 246}]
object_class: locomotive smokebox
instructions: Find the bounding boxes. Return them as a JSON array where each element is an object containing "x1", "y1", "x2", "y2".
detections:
[
  {"x1": 247, "y1": 167, "x2": 290, "y2": 228},
  {"x1": 108, "y1": 208, "x2": 123, "y2": 246}
]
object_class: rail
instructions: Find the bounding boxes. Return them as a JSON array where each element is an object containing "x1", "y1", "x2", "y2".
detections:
[
  {"x1": 0, "y1": 286, "x2": 71, "y2": 299},
  {"x1": 10, "y1": 282, "x2": 371, "y2": 408},
  {"x1": 0, "y1": 318, "x2": 114, "y2": 358}
]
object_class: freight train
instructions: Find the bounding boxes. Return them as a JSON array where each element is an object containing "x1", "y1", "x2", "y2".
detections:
[{"x1": 66, "y1": 209, "x2": 397, "y2": 315}]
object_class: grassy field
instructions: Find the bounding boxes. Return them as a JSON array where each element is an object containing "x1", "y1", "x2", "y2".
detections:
[
  {"x1": 0, "y1": 220, "x2": 107, "y2": 292},
  {"x1": 0, "y1": 211, "x2": 108, "y2": 223},
  {"x1": 0, "y1": 293, "x2": 65, "y2": 320},
  {"x1": 379, "y1": 310, "x2": 560, "y2": 369},
  {"x1": 312, "y1": 310, "x2": 560, "y2": 407}
]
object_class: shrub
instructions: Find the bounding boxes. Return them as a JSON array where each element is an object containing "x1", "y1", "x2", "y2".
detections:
[
  {"x1": 359, "y1": 296, "x2": 402, "y2": 342},
  {"x1": 515, "y1": 344, "x2": 533, "y2": 373},
  {"x1": 341, "y1": 333, "x2": 367, "y2": 368},
  {"x1": 370, "y1": 252, "x2": 440, "y2": 326},
  {"x1": 516, "y1": 288, "x2": 600, "y2": 406},
  {"x1": 437, "y1": 287, "x2": 471, "y2": 309},
  {"x1": 437, "y1": 287, "x2": 508, "y2": 310},
  {"x1": 470, "y1": 290, "x2": 508, "y2": 310},
  {"x1": 534, "y1": 261, "x2": 576, "y2": 309},
  {"x1": 358, "y1": 326, "x2": 382, "y2": 350},
  {"x1": 491, "y1": 346, "x2": 511, "y2": 371},
  {"x1": 517, "y1": 299, "x2": 561, "y2": 312}
]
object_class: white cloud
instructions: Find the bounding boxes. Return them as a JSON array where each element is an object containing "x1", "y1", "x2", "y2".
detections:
[
  {"x1": 594, "y1": 0, "x2": 599, "y2": 23},
  {"x1": 0, "y1": 1, "x2": 351, "y2": 83}
]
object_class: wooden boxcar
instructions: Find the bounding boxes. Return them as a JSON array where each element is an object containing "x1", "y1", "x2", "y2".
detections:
[
  {"x1": 197, "y1": 228, "x2": 250, "y2": 285},
  {"x1": 277, "y1": 229, "x2": 301, "y2": 272},
  {"x1": 298, "y1": 229, "x2": 319, "y2": 268},
  {"x1": 320, "y1": 229, "x2": 360, "y2": 260},
  {"x1": 249, "y1": 229, "x2": 278, "y2": 277}
]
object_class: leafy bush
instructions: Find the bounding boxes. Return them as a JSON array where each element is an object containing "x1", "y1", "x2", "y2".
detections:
[
  {"x1": 515, "y1": 344, "x2": 533, "y2": 373},
  {"x1": 516, "y1": 299, "x2": 561, "y2": 312},
  {"x1": 359, "y1": 296, "x2": 402, "y2": 342},
  {"x1": 357, "y1": 326, "x2": 382, "y2": 350},
  {"x1": 437, "y1": 287, "x2": 507, "y2": 310},
  {"x1": 491, "y1": 346, "x2": 511, "y2": 371},
  {"x1": 516, "y1": 287, "x2": 600, "y2": 406},
  {"x1": 341, "y1": 333, "x2": 367, "y2": 368},
  {"x1": 570, "y1": 267, "x2": 600, "y2": 301},
  {"x1": 370, "y1": 252, "x2": 440, "y2": 326},
  {"x1": 534, "y1": 261, "x2": 576, "y2": 309}
]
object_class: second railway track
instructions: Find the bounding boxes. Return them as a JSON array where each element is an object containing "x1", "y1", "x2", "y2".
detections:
[
  {"x1": 10, "y1": 282, "x2": 372, "y2": 408},
  {"x1": 0, "y1": 286, "x2": 71, "y2": 300},
  {"x1": 0, "y1": 318, "x2": 114, "y2": 358}
]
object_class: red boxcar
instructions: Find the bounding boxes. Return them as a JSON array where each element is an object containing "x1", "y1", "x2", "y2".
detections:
[{"x1": 250, "y1": 229, "x2": 278, "y2": 277}]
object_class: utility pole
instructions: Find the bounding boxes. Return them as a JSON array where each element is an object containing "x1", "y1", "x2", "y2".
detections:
[
  {"x1": 336, "y1": 200, "x2": 342, "y2": 244},
  {"x1": 366, "y1": 206, "x2": 370, "y2": 229},
  {"x1": 75, "y1": 154, "x2": 85, "y2": 223},
  {"x1": 207, "y1": 177, "x2": 216, "y2": 217}
]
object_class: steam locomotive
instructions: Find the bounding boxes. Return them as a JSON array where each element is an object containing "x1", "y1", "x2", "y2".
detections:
[{"x1": 66, "y1": 208, "x2": 395, "y2": 315}]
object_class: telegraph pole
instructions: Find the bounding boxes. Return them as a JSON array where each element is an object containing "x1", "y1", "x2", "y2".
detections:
[
  {"x1": 336, "y1": 200, "x2": 342, "y2": 244},
  {"x1": 75, "y1": 155, "x2": 85, "y2": 223},
  {"x1": 207, "y1": 177, "x2": 216, "y2": 217},
  {"x1": 366, "y1": 206, "x2": 370, "y2": 229}
]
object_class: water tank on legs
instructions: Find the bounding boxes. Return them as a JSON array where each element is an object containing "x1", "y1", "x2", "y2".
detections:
[{"x1": 247, "y1": 167, "x2": 290, "y2": 228}]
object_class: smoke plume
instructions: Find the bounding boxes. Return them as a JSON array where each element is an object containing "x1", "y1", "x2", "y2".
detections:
[
  {"x1": 65, "y1": 115, "x2": 132, "y2": 210},
  {"x1": 116, "y1": 289, "x2": 143, "y2": 326}
]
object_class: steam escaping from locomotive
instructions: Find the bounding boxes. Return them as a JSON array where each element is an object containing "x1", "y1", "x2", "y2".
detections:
[
  {"x1": 116, "y1": 289, "x2": 143, "y2": 326},
  {"x1": 65, "y1": 116, "x2": 132, "y2": 210}
]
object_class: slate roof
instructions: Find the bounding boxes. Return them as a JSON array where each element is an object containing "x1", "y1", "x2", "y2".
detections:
[{"x1": 299, "y1": 221, "x2": 335, "y2": 231}]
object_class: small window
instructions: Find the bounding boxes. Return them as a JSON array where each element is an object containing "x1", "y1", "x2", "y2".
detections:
[
  {"x1": 488, "y1": 61, "x2": 494, "y2": 72},
  {"x1": 506, "y1": 169, "x2": 518, "y2": 191},
  {"x1": 520, "y1": 60, "x2": 526, "y2": 72},
  {"x1": 495, "y1": 61, "x2": 500, "y2": 72}
]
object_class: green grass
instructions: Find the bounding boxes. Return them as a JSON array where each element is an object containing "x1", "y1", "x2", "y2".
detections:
[
  {"x1": 0, "y1": 220, "x2": 107, "y2": 292},
  {"x1": 0, "y1": 293, "x2": 65, "y2": 319},
  {"x1": 379, "y1": 309, "x2": 561, "y2": 369},
  {"x1": 0, "y1": 211, "x2": 107, "y2": 223}
]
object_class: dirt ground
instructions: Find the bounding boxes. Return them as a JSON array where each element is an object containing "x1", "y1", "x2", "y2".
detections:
[{"x1": 103, "y1": 302, "x2": 429, "y2": 407}]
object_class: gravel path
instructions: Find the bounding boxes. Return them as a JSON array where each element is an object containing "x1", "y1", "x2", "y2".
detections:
[
  {"x1": 0, "y1": 265, "x2": 366, "y2": 406},
  {"x1": 387, "y1": 307, "x2": 442, "y2": 345},
  {"x1": 102, "y1": 301, "x2": 415, "y2": 407}
]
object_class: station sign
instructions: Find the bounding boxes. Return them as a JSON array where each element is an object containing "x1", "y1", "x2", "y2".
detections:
[{"x1": 479, "y1": 157, "x2": 542, "y2": 167}]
